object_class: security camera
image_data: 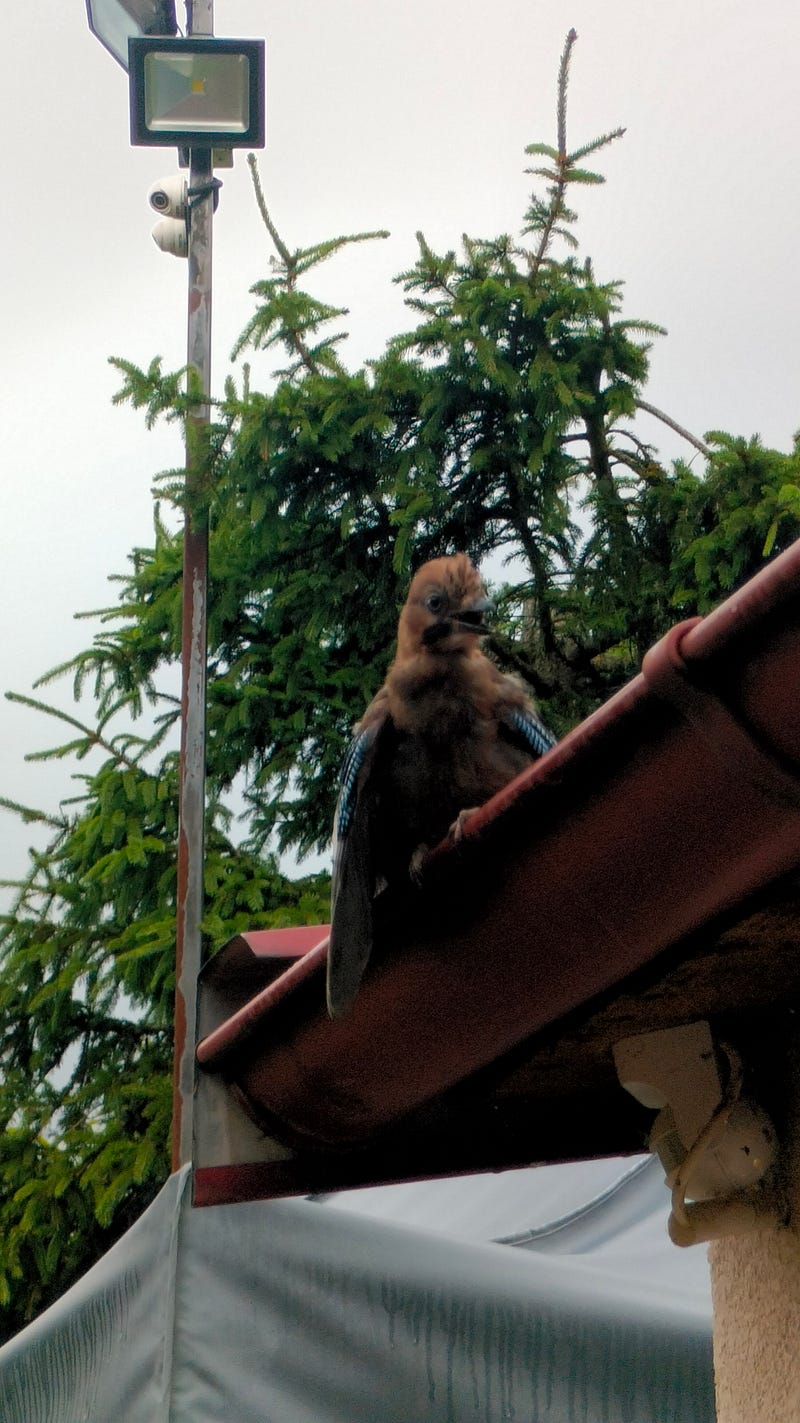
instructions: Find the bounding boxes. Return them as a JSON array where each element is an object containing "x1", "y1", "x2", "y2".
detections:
[
  {"x1": 148, "y1": 175, "x2": 188, "y2": 220},
  {"x1": 151, "y1": 217, "x2": 188, "y2": 259}
]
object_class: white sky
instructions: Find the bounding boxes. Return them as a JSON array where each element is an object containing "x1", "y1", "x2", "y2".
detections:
[{"x1": 2, "y1": 0, "x2": 799, "y2": 886}]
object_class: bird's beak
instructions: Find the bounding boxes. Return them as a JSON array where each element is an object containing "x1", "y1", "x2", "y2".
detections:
[{"x1": 451, "y1": 595, "x2": 493, "y2": 635}]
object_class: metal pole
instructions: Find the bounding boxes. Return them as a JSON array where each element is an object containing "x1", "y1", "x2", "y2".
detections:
[{"x1": 172, "y1": 0, "x2": 214, "y2": 1171}]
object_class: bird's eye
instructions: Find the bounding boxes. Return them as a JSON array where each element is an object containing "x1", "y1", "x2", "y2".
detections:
[{"x1": 426, "y1": 592, "x2": 445, "y2": 614}]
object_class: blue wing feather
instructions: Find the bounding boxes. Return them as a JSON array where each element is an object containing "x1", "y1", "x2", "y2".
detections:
[
  {"x1": 328, "y1": 712, "x2": 388, "y2": 1018},
  {"x1": 502, "y1": 705, "x2": 557, "y2": 760},
  {"x1": 334, "y1": 724, "x2": 375, "y2": 842}
]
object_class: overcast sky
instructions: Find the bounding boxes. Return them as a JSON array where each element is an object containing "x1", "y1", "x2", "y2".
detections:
[{"x1": 2, "y1": 0, "x2": 799, "y2": 884}]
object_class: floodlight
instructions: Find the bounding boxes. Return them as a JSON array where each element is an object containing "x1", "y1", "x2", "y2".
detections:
[
  {"x1": 129, "y1": 37, "x2": 265, "y2": 148},
  {"x1": 86, "y1": 0, "x2": 177, "y2": 71}
]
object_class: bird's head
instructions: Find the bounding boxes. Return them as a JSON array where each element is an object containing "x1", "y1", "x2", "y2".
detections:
[{"x1": 397, "y1": 553, "x2": 492, "y2": 658}]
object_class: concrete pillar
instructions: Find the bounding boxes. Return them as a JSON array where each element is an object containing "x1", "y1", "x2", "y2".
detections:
[
  {"x1": 710, "y1": 1229, "x2": 800, "y2": 1422},
  {"x1": 709, "y1": 1045, "x2": 800, "y2": 1422}
]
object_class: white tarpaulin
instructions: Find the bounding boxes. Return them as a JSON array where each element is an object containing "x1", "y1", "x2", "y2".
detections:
[{"x1": 0, "y1": 1155, "x2": 715, "y2": 1422}]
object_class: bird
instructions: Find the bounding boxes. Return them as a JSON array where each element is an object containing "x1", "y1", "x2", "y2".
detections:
[{"x1": 326, "y1": 552, "x2": 556, "y2": 1018}]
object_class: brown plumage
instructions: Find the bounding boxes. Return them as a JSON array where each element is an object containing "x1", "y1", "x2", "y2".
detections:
[{"x1": 326, "y1": 553, "x2": 555, "y2": 1017}]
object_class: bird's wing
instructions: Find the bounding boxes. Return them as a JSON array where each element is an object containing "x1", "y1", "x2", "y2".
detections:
[
  {"x1": 327, "y1": 698, "x2": 391, "y2": 1019},
  {"x1": 499, "y1": 702, "x2": 558, "y2": 760}
]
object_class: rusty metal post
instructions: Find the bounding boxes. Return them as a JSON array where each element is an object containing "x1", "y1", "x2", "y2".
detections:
[{"x1": 172, "y1": 0, "x2": 214, "y2": 1171}]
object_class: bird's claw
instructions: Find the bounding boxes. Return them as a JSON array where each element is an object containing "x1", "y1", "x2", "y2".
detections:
[
  {"x1": 409, "y1": 807, "x2": 478, "y2": 884},
  {"x1": 408, "y1": 844, "x2": 430, "y2": 885},
  {"x1": 450, "y1": 807, "x2": 478, "y2": 844}
]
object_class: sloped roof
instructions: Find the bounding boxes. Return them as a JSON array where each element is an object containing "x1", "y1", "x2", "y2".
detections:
[{"x1": 196, "y1": 539, "x2": 800, "y2": 1197}]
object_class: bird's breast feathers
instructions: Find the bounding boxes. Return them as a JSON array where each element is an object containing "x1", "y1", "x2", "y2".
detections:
[{"x1": 385, "y1": 651, "x2": 510, "y2": 738}]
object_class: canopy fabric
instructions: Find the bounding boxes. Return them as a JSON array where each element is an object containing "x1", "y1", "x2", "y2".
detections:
[{"x1": 0, "y1": 1156, "x2": 715, "y2": 1422}]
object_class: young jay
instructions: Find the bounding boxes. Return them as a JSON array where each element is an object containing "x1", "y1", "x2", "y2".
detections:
[{"x1": 326, "y1": 553, "x2": 556, "y2": 1017}]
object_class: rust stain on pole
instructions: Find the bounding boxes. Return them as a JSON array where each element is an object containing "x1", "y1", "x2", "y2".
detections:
[
  {"x1": 173, "y1": 524, "x2": 209, "y2": 1170},
  {"x1": 172, "y1": 0, "x2": 215, "y2": 1171}
]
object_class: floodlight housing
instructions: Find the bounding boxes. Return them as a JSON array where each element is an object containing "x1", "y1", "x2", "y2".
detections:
[
  {"x1": 86, "y1": 0, "x2": 177, "y2": 71},
  {"x1": 129, "y1": 37, "x2": 265, "y2": 149}
]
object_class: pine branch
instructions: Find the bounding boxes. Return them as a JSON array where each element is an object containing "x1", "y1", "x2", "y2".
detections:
[
  {"x1": 247, "y1": 155, "x2": 321, "y2": 376},
  {"x1": 70, "y1": 1008, "x2": 170, "y2": 1042},
  {"x1": 556, "y1": 28, "x2": 577, "y2": 156},
  {"x1": 607, "y1": 425, "x2": 659, "y2": 463},
  {"x1": 0, "y1": 797, "x2": 67, "y2": 830},
  {"x1": 525, "y1": 32, "x2": 625, "y2": 279},
  {"x1": 246, "y1": 155, "x2": 389, "y2": 379},
  {"x1": 247, "y1": 154, "x2": 292, "y2": 266},
  {"x1": 6, "y1": 693, "x2": 144, "y2": 773},
  {"x1": 295, "y1": 230, "x2": 390, "y2": 275},
  {"x1": 636, "y1": 398, "x2": 711, "y2": 457},
  {"x1": 567, "y1": 130, "x2": 628, "y2": 164},
  {"x1": 528, "y1": 31, "x2": 574, "y2": 279}
]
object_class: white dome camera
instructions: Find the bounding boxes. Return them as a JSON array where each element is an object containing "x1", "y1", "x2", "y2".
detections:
[
  {"x1": 151, "y1": 217, "x2": 188, "y2": 259},
  {"x1": 147, "y1": 175, "x2": 188, "y2": 220}
]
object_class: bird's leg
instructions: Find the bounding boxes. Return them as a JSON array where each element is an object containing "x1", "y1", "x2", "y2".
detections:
[
  {"x1": 408, "y1": 844, "x2": 430, "y2": 885},
  {"x1": 409, "y1": 808, "x2": 481, "y2": 883},
  {"x1": 450, "y1": 807, "x2": 479, "y2": 843}
]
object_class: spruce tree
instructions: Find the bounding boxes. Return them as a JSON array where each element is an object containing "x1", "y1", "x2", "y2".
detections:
[{"x1": 2, "y1": 31, "x2": 799, "y2": 1339}]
